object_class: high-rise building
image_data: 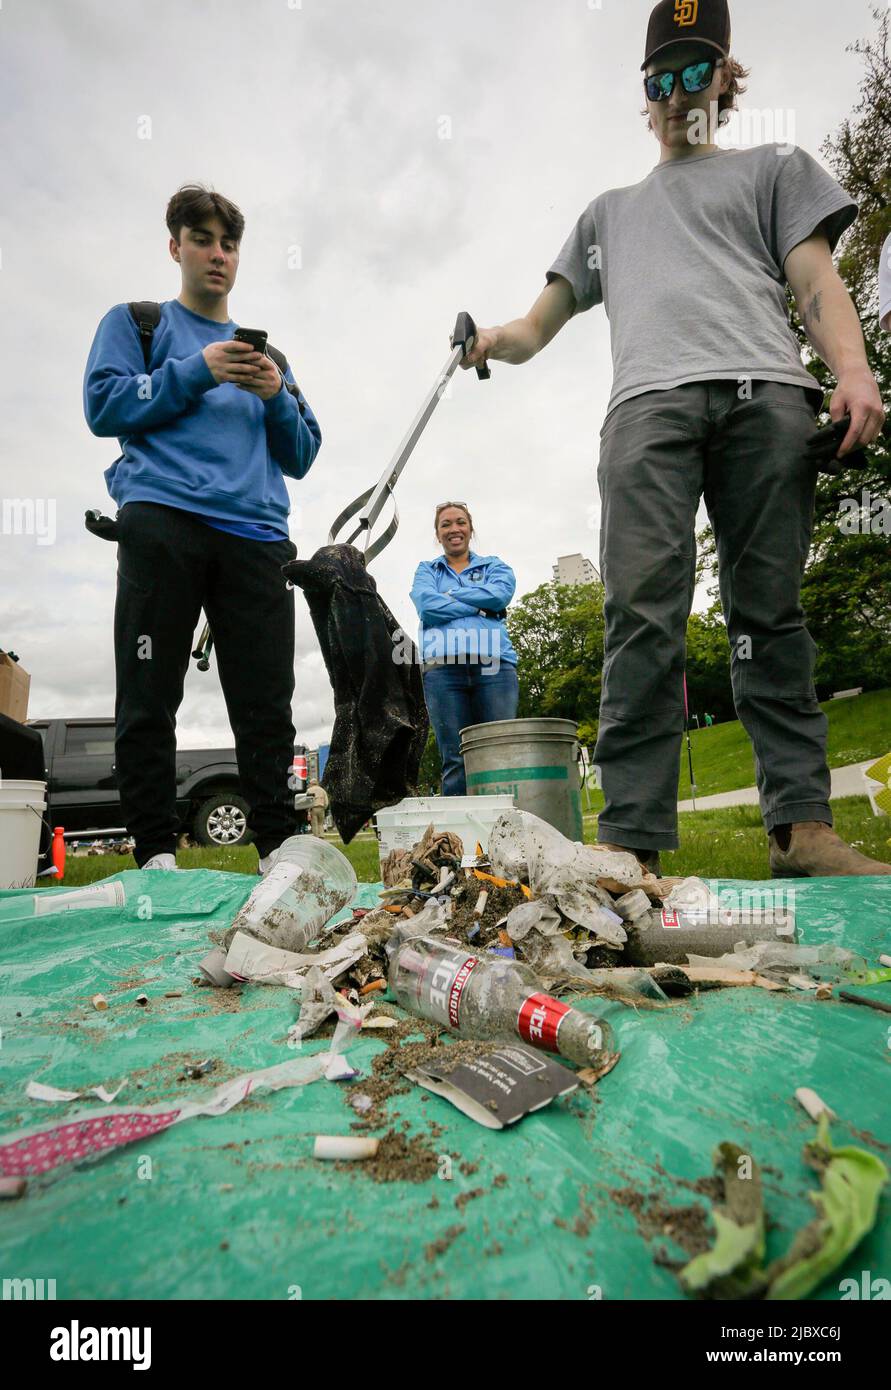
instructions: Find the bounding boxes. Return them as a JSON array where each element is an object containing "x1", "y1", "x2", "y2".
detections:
[{"x1": 553, "y1": 554, "x2": 601, "y2": 587}]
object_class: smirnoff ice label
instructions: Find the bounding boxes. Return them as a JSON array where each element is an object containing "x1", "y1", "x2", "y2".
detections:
[{"x1": 517, "y1": 993, "x2": 572, "y2": 1051}]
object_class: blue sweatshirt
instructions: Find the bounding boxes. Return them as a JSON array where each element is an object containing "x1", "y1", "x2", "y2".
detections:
[
  {"x1": 410, "y1": 552, "x2": 519, "y2": 667},
  {"x1": 83, "y1": 299, "x2": 322, "y2": 536}
]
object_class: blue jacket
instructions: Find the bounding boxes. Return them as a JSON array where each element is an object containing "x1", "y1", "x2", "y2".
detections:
[
  {"x1": 84, "y1": 299, "x2": 322, "y2": 535},
  {"x1": 410, "y1": 551, "x2": 518, "y2": 667}
]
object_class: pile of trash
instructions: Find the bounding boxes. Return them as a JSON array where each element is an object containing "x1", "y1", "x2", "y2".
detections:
[
  {"x1": 357, "y1": 810, "x2": 810, "y2": 1000},
  {"x1": 195, "y1": 810, "x2": 877, "y2": 1071}
]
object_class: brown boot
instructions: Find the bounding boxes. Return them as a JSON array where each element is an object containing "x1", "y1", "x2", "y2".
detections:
[
  {"x1": 769, "y1": 822, "x2": 891, "y2": 878},
  {"x1": 598, "y1": 842, "x2": 663, "y2": 878}
]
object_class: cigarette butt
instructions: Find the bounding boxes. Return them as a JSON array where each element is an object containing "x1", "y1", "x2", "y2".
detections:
[
  {"x1": 498, "y1": 929, "x2": 512, "y2": 948},
  {"x1": 359, "y1": 979, "x2": 386, "y2": 996},
  {"x1": 795, "y1": 1087, "x2": 837, "y2": 1122},
  {"x1": 473, "y1": 889, "x2": 489, "y2": 918},
  {"x1": 313, "y1": 1135, "x2": 379, "y2": 1161},
  {"x1": 0, "y1": 1178, "x2": 27, "y2": 1199},
  {"x1": 164, "y1": 991, "x2": 182, "y2": 998},
  {"x1": 879, "y1": 955, "x2": 891, "y2": 968},
  {"x1": 91, "y1": 994, "x2": 108, "y2": 1011}
]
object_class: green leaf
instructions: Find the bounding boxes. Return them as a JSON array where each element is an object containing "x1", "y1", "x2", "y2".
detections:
[
  {"x1": 766, "y1": 1115, "x2": 889, "y2": 1301},
  {"x1": 679, "y1": 1142, "x2": 767, "y2": 1300}
]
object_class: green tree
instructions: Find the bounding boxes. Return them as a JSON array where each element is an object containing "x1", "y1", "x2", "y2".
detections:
[
  {"x1": 685, "y1": 605, "x2": 734, "y2": 721},
  {"x1": 798, "y1": 5, "x2": 891, "y2": 693},
  {"x1": 507, "y1": 580, "x2": 606, "y2": 730},
  {"x1": 697, "y1": 7, "x2": 891, "y2": 696},
  {"x1": 418, "y1": 726, "x2": 442, "y2": 792}
]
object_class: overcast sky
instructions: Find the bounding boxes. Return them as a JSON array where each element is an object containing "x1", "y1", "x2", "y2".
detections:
[{"x1": 0, "y1": 0, "x2": 878, "y2": 748}]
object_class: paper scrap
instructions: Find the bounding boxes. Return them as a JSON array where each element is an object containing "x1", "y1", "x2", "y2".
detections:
[
  {"x1": 3, "y1": 1055, "x2": 341, "y2": 1179},
  {"x1": 407, "y1": 1044, "x2": 579, "y2": 1130},
  {"x1": 325, "y1": 1054, "x2": 359, "y2": 1082},
  {"x1": 26, "y1": 1079, "x2": 128, "y2": 1105},
  {"x1": 224, "y1": 930, "x2": 366, "y2": 987}
]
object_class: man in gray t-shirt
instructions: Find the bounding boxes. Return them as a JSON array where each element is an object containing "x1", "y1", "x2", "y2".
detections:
[{"x1": 461, "y1": 0, "x2": 888, "y2": 878}]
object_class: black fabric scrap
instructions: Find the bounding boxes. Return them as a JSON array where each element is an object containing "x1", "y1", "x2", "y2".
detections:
[{"x1": 284, "y1": 544, "x2": 429, "y2": 843}]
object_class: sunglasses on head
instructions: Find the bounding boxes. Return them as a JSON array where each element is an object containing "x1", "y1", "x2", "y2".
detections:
[{"x1": 644, "y1": 57, "x2": 723, "y2": 103}]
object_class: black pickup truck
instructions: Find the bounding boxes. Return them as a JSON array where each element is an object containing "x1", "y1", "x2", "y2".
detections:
[{"x1": 28, "y1": 718, "x2": 313, "y2": 847}]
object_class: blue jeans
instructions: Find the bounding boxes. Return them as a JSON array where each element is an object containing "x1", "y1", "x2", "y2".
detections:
[{"x1": 423, "y1": 663, "x2": 519, "y2": 796}]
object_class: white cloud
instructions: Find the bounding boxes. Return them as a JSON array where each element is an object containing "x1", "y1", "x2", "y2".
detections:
[{"x1": 0, "y1": 0, "x2": 868, "y2": 748}]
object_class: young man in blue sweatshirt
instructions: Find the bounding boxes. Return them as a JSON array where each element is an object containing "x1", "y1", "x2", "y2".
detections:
[{"x1": 84, "y1": 184, "x2": 321, "y2": 871}]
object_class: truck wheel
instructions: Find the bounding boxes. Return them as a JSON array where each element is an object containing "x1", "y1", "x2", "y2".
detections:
[{"x1": 192, "y1": 794, "x2": 252, "y2": 847}]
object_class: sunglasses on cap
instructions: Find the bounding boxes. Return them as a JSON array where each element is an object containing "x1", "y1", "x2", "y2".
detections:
[
  {"x1": 644, "y1": 58, "x2": 723, "y2": 103},
  {"x1": 436, "y1": 502, "x2": 469, "y2": 515}
]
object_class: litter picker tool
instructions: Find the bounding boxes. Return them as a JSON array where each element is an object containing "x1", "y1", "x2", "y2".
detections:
[
  {"x1": 282, "y1": 314, "x2": 490, "y2": 839},
  {"x1": 326, "y1": 310, "x2": 489, "y2": 565}
]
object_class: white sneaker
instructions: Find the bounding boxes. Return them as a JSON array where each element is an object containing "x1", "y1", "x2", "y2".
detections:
[
  {"x1": 142, "y1": 853, "x2": 179, "y2": 871},
  {"x1": 258, "y1": 837, "x2": 299, "y2": 876},
  {"x1": 258, "y1": 848, "x2": 281, "y2": 876}
]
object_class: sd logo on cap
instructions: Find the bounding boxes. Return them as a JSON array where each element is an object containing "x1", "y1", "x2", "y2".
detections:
[{"x1": 641, "y1": 0, "x2": 731, "y2": 70}]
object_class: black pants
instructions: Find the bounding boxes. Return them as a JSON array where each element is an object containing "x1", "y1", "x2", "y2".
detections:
[
  {"x1": 595, "y1": 380, "x2": 830, "y2": 851},
  {"x1": 114, "y1": 502, "x2": 299, "y2": 866}
]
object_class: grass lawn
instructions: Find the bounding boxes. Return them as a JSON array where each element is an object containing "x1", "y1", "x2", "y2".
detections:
[
  {"x1": 38, "y1": 798, "x2": 891, "y2": 888},
  {"x1": 676, "y1": 688, "x2": 891, "y2": 799}
]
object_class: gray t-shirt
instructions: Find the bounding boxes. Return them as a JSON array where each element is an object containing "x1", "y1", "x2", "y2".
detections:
[{"x1": 547, "y1": 144, "x2": 857, "y2": 416}]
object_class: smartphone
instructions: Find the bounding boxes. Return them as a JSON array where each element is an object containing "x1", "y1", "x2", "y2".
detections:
[{"x1": 233, "y1": 327, "x2": 268, "y2": 355}]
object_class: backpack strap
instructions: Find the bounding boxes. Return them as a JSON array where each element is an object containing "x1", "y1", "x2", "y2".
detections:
[
  {"x1": 128, "y1": 301, "x2": 161, "y2": 371},
  {"x1": 127, "y1": 303, "x2": 306, "y2": 415},
  {"x1": 267, "y1": 343, "x2": 307, "y2": 415}
]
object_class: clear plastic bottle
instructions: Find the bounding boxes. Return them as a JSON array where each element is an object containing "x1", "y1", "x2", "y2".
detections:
[
  {"x1": 388, "y1": 934, "x2": 613, "y2": 1069},
  {"x1": 224, "y1": 836, "x2": 357, "y2": 954},
  {"x1": 623, "y1": 907, "x2": 797, "y2": 966}
]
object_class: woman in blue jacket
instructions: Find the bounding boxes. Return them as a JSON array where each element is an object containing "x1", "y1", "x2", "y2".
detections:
[{"x1": 410, "y1": 501, "x2": 519, "y2": 795}]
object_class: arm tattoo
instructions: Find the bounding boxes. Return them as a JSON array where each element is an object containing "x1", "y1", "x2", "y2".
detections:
[{"x1": 804, "y1": 290, "x2": 824, "y2": 332}]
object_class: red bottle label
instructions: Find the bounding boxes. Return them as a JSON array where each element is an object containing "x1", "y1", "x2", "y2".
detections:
[
  {"x1": 661, "y1": 909, "x2": 680, "y2": 928},
  {"x1": 517, "y1": 993, "x2": 570, "y2": 1052}
]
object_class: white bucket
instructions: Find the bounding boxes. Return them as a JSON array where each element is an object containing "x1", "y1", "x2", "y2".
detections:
[
  {"x1": 374, "y1": 794, "x2": 515, "y2": 871},
  {"x1": 0, "y1": 779, "x2": 47, "y2": 889}
]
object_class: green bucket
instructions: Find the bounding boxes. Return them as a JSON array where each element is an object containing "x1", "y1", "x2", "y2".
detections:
[{"x1": 460, "y1": 717, "x2": 584, "y2": 841}]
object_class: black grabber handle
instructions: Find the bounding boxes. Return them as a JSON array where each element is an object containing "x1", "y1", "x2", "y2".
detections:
[
  {"x1": 451, "y1": 311, "x2": 491, "y2": 380},
  {"x1": 84, "y1": 508, "x2": 120, "y2": 542}
]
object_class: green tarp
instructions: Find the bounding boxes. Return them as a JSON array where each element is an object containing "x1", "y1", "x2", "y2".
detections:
[{"x1": 1, "y1": 870, "x2": 889, "y2": 1300}]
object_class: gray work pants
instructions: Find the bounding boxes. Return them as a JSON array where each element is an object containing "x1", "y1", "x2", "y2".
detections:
[{"x1": 595, "y1": 379, "x2": 832, "y2": 851}]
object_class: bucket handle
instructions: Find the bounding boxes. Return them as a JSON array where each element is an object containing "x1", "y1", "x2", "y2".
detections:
[
  {"x1": 26, "y1": 801, "x2": 54, "y2": 858},
  {"x1": 574, "y1": 741, "x2": 586, "y2": 789}
]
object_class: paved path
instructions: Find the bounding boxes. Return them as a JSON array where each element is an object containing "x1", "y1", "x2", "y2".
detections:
[{"x1": 677, "y1": 761, "x2": 876, "y2": 813}]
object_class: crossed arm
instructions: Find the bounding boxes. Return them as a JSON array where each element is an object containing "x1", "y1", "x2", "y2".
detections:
[{"x1": 410, "y1": 560, "x2": 516, "y2": 626}]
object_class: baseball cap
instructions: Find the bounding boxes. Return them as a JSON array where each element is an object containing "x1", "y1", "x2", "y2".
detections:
[{"x1": 641, "y1": 0, "x2": 732, "y2": 72}]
